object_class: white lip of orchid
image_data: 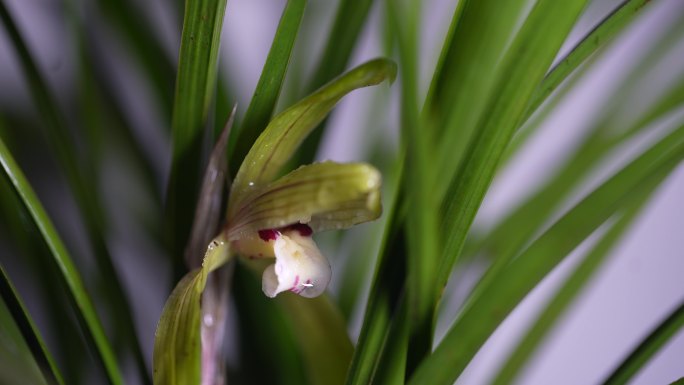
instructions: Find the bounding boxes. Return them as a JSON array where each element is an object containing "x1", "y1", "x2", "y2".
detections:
[{"x1": 260, "y1": 229, "x2": 331, "y2": 298}]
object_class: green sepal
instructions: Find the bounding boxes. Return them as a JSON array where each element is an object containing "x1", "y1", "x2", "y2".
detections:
[{"x1": 228, "y1": 161, "x2": 381, "y2": 238}]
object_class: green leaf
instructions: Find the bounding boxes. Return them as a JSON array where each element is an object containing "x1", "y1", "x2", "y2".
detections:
[
  {"x1": 228, "y1": 161, "x2": 381, "y2": 238},
  {"x1": 230, "y1": 0, "x2": 308, "y2": 171},
  {"x1": 0, "y1": 136, "x2": 123, "y2": 384},
  {"x1": 0, "y1": 4, "x2": 148, "y2": 381},
  {"x1": 603, "y1": 300, "x2": 684, "y2": 385},
  {"x1": 525, "y1": 0, "x2": 653, "y2": 119},
  {"x1": 0, "y1": 265, "x2": 64, "y2": 385},
  {"x1": 277, "y1": 294, "x2": 354, "y2": 385},
  {"x1": 153, "y1": 237, "x2": 231, "y2": 385},
  {"x1": 344, "y1": 171, "x2": 407, "y2": 385},
  {"x1": 409, "y1": 122, "x2": 684, "y2": 385},
  {"x1": 383, "y1": 0, "x2": 439, "y2": 377},
  {"x1": 490, "y1": 194, "x2": 655, "y2": 385},
  {"x1": 235, "y1": 258, "x2": 354, "y2": 385},
  {"x1": 295, "y1": 0, "x2": 376, "y2": 163},
  {"x1": 426, "y1": 0, "x2": 528, "y2": 188},
  {"x1": 437, "y1": 0, "x2": 590, "y2": 297},
  {"x1": 93, "y1": 0, "x2": 176, "y2": 115},
  {"x1": 228, "y1": 58, "x2": 396, "y2": 214},
  {"x1": 166, "y1": 0, "x2": 228, "y2": 261}
]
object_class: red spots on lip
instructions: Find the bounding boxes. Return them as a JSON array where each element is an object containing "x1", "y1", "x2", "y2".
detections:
[
  {"x1": 258, "y1": 229, "x2": 279, "y2": 241},
  {"x1": 258, "y1": 223, "x2": 313, "y2": 241}
]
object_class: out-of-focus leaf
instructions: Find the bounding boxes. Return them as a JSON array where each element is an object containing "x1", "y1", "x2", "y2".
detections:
[
  {"x1": 0, "y1": 4, "x2": 148, "y2": 381},
  {"x1": 94, "y1": 0, "x2": 176, "y2": 115},
  {"x1": 603, "y1": 300, "x2": 684, "y2": 385},
  {"x1": 0, "y1": 265, "x2": 63, "y2": 385},
  {"x1": 0, "y1": 137, "x2": 123, "y2": 384},
  {"x1": 232, "y1": 265, "x2": 307, "y2": 385},
  {"x1": 230, "y1": 0, "x2": 307, "y2": 172},
  {"x1": 166, "y1": 0, "x2": 228, "y2": 262},
  {"x1": 228, "y1": 161, "x2": 381, "y2": 238},
  {"x1": 153, "y1": 238, "x2": 230, "y2": 385},
  {"x1": 383, "y1": 0, "x2": 439, "y2": 377},
  {"x1": 490, "y1": 193, "x2": 655, "y2": 385},
  {"x1": 228, "y1": 58, "x2": 396, "y2": 213},
  {"x1": 295, "y1": 0, "x2": 375, "y2": 163},
  {"x1": 277, "y1": 294, "x2": 354, "y2": 385},
  {"x1": 410, "y1": 122, "x2": 684, "y2": 385}
]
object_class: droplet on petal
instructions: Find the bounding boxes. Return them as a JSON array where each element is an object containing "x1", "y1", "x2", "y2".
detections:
[{"x1": 261, "y1": 230, "x2": 331, "y2": 298}]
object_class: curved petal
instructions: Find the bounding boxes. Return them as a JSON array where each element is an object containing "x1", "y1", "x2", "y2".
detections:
[
  {"x1": 262, "y1": 230, "x2": 331, "y2": 298},
  {"x1": 227, "y1": 161, "x2": 382, "y2": 239},
  {"x1": 228, "y1": 58, "x2": 396, "y2": 215}
]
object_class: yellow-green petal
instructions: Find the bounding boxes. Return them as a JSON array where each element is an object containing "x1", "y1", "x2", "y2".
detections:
[
  {"x1": 228, "y1": 58, "x2": 396, "y2": 216},
  {"x1": 227, "y1": 161, "x2": 381, "y2": 238}
]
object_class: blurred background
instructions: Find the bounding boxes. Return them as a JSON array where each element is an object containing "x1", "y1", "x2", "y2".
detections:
[{"x1": 0, "y1": 0, "x2": 683, "y2": 384}]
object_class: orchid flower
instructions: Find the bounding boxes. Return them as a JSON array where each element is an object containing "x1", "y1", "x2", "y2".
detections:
[
  {"x1": 213, "y1": 59, "x2": 393, "y2": 299},
  {"x1": 225, "y1": 161, "x2": 382, "y2": 298}
]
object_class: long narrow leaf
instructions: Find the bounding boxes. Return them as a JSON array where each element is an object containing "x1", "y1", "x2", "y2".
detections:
[
  {"x1": 0, "y1": 265, "x2": 64, "y2": 385},
  {"x1": 410, "y1": 122, "x2": 684, "y2": 385},
  {"x1": 524, "y1": 0, "x2": 653, "y2": 119},
  {"x1": 230, "y1": 0, "x2": 307, "y2": 172},
  {"x1": 385, "y1": 0, "x2": 439, "y2": 377},
  {"x1": 490, "y1": 193, "x2": 655, "y2": 385},
  {"x1": 437, "y1": 0, "x2": 590, "y2": 295},
  {"x1": 0, "y1": 4, "x2": 149, "y2": 381},
  {"x1": 0, "y1": 137, "x2": 123, "y2": 384},
  {"x1": 295, "y1": 0, "x2": 375, "y2": 163},
  {"x1": 603, "y1": 300, "x2": 684, "y2": 385},
  {"x1": 166, "y1": 0, "x2": 228, "y2": 263}
]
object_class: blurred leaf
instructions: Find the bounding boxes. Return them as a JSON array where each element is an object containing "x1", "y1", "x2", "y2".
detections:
[
  {"x1": 277, "y1": 293, "x2": 354, "y2": 385},
  {"x1": 410, "y1": 121, "x2": 684, "y2": 385},
  {"x1": 230, "y1": 0, "x2": 307, "y2": 172},
  {"x1": 603, "y1": 300, "x2": 684, "y2": 385},
  {"x1": 383, "y1": 0, "x2": 439, "y2": 377},
  {"x1": 228, "y1": 161, "x2": 382, "y2": 238},
  {"x1": 231, "y1": 265, "x2": 308, "y2": 385},
  {"x1": 0, "y1": 136, "x2": 124, "y2": 384},
  {"x1": 0, "y1": 265, "x2": 63, "y2": 385},
  {"x1": 490, "y1": 192, "x2": 655, "y2": 385},
  {"x1": 94, "y1": 0, "x2": 176, "y2": 115},
  {"x1": 0, "y1": 4, "x2": 149, "y2": 381},
  {"x1": 229, "y1": 58, "x2": 396, "y2": 214},
  {"x1": 153, "y1": 238, "x2": 230, "y2": 385},
  {"x1": 296, "y1": 0, "x2": 376, "y2": 163},
  {"x1": 437, "y1": 0, "x2": 590, "y2": 297},
  {"x1": 166, "y1": 0, "x2": 228, "y2": 263}
]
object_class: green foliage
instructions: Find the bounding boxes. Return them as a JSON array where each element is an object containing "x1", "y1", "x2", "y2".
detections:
[{"x1": 1, "y1": 0, "x2": 683, "y2": 384}]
